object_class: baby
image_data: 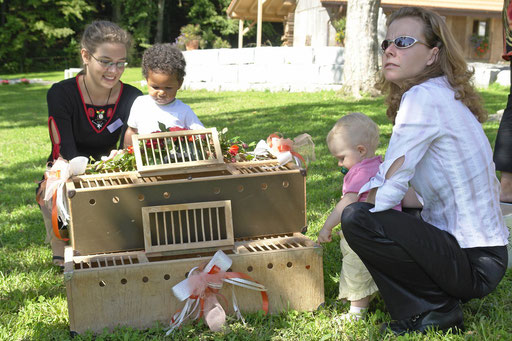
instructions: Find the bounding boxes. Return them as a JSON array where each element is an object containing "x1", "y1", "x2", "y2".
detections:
[{"x1": 318, "y1": 112, "x2": 401, "y2": 321}]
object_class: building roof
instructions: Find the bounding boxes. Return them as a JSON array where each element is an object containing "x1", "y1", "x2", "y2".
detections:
[
  {"x1": 322, "y1": 0, "x2": 502, "y2": 15},
  {"x1": 227, "y1": 0, "x2": 297, "y2": 22}
]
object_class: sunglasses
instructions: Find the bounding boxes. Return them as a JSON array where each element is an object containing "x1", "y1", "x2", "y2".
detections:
[
  {"x1": 89, "y1": 52, "x2": 128, "y2": 69},
  {"x1": 381, "y1": 36, "x2": 431, "y2": 51}
]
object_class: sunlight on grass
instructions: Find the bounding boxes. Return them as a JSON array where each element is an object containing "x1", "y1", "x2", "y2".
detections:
[{"x1": 0, "y1": 73, "x2": 510, "y2": 340}]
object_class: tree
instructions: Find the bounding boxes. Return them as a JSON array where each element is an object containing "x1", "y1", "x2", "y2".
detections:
[
  {"x1": 0, "y1": 0, "x2": 94, "y2": 73},
  {"x1": 341, "y1": 0, "x2": 381, "y2": 97},
  {"x1": 110, "y1": 0, "x2": 157, "y2": 62},
  {"x1": 155, "y1": 0, "x2": 165, "y2": 43},
  {"x1": 184, "y1": 0, "x2": 238, "y2": 48}
]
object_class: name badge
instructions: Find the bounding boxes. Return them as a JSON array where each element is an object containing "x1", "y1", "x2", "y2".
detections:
[{"x1": 107, "y1": 118, "x2": 123, "y2": 133}]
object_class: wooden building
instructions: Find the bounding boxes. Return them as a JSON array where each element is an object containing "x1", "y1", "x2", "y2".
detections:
[
  {"x1": 313, "y1": 0, "x2": 504, "y2": 63},
  {"x1": 228, "y1": 0, "x2": 505, "y2": 63}
]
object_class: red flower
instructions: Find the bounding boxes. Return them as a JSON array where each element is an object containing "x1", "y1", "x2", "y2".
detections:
[
  {"x1": 168, "y1": 126, "x2": 191, "y2": 142},
  {"x1": 1, "y1": 80, "x2": 9, "y2": 85},
  {"x1": 168, "y1": 127, "x2": 187, "y2": 132},
  {"x1": 20, "y1": 78, "x2": 29, "y2": 84},
  {"x1": 228, "y1": 145, "x2": 239, "y2": 156},
  {"x1": 146, "y1": 139, "x2": 162, "y2": 149},
  {"x1": 127, "y1": 146, "x2": 134, "y2": 154}
]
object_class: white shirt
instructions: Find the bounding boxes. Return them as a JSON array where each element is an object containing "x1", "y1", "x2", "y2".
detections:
[
  {"x1": 127, "y1": 95, "x2": 204, "y2": 133},
  {"x1": 360, "y1": 76, "x2": 508, "y2": 248}
]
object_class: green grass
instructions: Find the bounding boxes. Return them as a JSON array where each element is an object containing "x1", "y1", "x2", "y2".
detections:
[{"x1": 0, "y1": 69, "x2": 510, "y2": 340}]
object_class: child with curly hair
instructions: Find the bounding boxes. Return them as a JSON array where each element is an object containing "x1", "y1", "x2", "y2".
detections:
[{"x1": 124, "y1": 43, "x2": 203, "y2": 146}]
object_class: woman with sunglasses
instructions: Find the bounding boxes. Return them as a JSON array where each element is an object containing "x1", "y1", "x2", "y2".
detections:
[
  {"x1": 340, "y1": 7, "x2": 508, "y2": 335},
  {"x1": 39, "y1": 21, "x2": 142, "y2": 268}
]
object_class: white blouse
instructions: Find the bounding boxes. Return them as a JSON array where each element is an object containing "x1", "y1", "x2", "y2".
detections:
[{"x1": 360, "y1": 76, "x2": 509, "y2": 248}]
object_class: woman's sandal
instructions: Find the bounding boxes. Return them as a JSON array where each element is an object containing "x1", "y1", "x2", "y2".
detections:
[{"x1": 52, "y1": 256, "x2": 65, "y2": 272}]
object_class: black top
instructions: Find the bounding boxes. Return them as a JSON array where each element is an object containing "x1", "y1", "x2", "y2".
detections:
[{"x1": 46, "y1": 76, "x2": 142, "y2": 161}]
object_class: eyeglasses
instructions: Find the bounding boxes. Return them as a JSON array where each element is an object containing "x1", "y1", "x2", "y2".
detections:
[
  {"x1": 381, "y1": 36, "x2": 431, "y2": 51},
  {"x1": 88, "y1": 52, "x2": 128, "y2": 69}
]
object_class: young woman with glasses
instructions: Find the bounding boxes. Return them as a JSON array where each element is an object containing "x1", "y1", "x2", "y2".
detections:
[
  {"x1": 339, "y1": 7, "x2": 509, "y2": 335},
  {"x1": 39, "y1": 21, "x2": 142, "y2": 269}
]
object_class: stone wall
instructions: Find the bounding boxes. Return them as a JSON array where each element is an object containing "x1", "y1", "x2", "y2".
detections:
[
  {"x1": 469, "y1": 62, "x2": 510, "y2": 88},
  {"x1": 182, "y1": 46, "x2": 344, "y2": 92},
  {"x1": 178, "y1": 47, "x2": 510, "y2": 92}
]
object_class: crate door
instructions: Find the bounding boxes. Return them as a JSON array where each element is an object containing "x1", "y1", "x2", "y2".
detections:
[
  {"x1": 132, "y1": 128, "x2": 224, "y2": 174},
  {"x1": 141, "y1": 200, "x2": 234, "y2": 254}
]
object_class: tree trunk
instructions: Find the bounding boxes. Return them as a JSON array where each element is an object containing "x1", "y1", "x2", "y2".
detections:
[
  {"x1": 0, "y1": 0, "x2": 6, "y2": 26},
  {"x1": 342, "y1": 0, "x2": 381, "y2": 97},
  {"x1": 155, "y1": 0, "x2": 165, "y2": 43},
  {"x1": 112, "y1": 0, "x2": 121, "y2": 23}
]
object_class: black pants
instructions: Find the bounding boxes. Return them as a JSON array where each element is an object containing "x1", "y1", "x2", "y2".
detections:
[
  {"x1": 341, "y1": 202, "x2": 508, "y2": 320},
  {"x1": 494, "y1": 61, "x2": 512, "y2": 172}
]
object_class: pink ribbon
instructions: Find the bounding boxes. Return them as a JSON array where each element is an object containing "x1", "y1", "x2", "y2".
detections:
[
  {"x1": 167, "y1": 250, "x2": 268, "y2": 334},
  {"x1": 267, "y1": 132, "x2": 307, "y2": 168}
]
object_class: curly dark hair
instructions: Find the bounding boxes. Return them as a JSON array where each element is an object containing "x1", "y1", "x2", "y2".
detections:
[{"x1": 142, "y1": 43, "x2": 186, "y2": 82}]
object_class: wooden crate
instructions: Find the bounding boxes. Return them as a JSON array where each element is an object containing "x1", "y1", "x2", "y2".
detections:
[
  {"x1": 66, "y1": 163, "x2": 306, "y2": 255},
  {"x1": 64, "y1": 233, "x2": 324, "y2": 334}
]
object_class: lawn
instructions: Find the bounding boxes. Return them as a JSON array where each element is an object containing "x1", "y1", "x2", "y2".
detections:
[{"x1": 0, "y1": 69, "x2": 510, "y2": 340}]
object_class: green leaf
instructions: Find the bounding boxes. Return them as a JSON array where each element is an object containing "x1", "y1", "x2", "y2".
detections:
[{"x1": 158, "y1": 121, "x2": 167, "y2": 132}]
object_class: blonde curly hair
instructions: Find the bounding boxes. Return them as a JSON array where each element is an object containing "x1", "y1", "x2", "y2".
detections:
[{"x1": 378, "y1": 7, "x2": 487, "y2": 123}]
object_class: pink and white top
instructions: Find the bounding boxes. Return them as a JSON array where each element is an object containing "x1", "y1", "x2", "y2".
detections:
[
  {"x1": 359, "y1": 76, "x2": 508, "y2": 248},
  {"x1": 343, "y1": 155, "x2": 401, "y2": 210}
]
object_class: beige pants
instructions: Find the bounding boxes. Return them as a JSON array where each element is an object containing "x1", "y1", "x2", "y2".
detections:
[
  {"x1": 40, "y1": 204, "x2": 67, "y2": 259},
  {"x1": 338, "y1": 232, "x2": 379, "y2": 301}
]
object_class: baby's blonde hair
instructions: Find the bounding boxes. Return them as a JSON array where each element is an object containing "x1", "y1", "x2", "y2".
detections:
[{"x1": 327, "y1": 112, "x2": 379, "y2": 154}]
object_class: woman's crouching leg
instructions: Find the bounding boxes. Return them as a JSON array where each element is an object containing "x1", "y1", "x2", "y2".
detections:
[{"x1": 341, "y1": 202, "x2": 459, "y2": 320}]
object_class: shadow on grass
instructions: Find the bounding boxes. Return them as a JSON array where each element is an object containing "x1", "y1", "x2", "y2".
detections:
[
  {"x1": 177, "y1": 92, "x2": 228, "y2": 105},
  {"x1": 0, "y1": 157, "x2": 48, "y2": 249},
  {"x1": 24, "y1": 306, "x2": 298, "y2": 340},
  {"x1": 0, "y1": 208, "x2": 46, "y2": 248},
  {"x1": 202, "y1": 98, "x2": 389, "y2": 146},
  {"x1": 0, "y1": 85, "x2": 48, "y2": 129},
  {"x1": 0, "y1": 158, "x2": 47, "y2": 206},
  {"x1": 1, "y1": 268, "x2": 65, "y2": 310},
  {"x1": 28, "y1": 323, "x2": 74, "y2": 341}
]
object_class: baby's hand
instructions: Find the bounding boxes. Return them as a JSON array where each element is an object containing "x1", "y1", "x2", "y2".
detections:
[{"x1": 317, "y1": 227, "x2": 332, "y2": 243}]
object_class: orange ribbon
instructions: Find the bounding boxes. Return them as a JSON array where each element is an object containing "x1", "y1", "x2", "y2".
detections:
[
  {"x1": 267, "y1": 132, "x2": 307, "y2": 168},
  {"x1": 51, "y1": 192, "x2": 69, "y2": 241},
  {"x1": 168, "y1": 262, "x2": 268, "y2": 334}
]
